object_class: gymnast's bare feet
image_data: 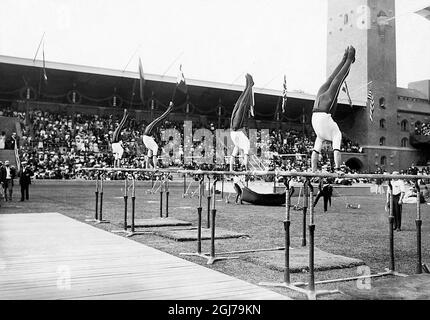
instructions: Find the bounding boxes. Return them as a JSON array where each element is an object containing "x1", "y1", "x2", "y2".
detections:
[
  {"x1": 342, "y1": 47, "x2": 349, "y2": 61},
  {"x1": 245, "y1": 73, "x2": 254, "y2": 87},
  {"x1": 348, "y1": 46, "x2": 356, "y2": 63}
]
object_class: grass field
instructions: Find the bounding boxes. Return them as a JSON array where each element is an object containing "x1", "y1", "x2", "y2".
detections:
[{"x1": 1, "y1": 178, "x2": 429, "y2": 300}]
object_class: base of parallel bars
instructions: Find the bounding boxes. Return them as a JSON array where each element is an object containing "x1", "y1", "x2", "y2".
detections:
[
  {"x1": 258, "y1": 281, "x2": 339, "y2": 300},
  {"x1": 179, "y1": 252, "x2": 240, "y2": 265},
  {"x1": 85, "y1": 218, "x2": 109, "y2": 224},
  {"x1": 259, "y1": 270, "x2": 407, "y2": 300},
  {"x1": 383, "y1": 268, "x2": 408, "y2": 277},
  {"x1": 202, "y1": 247, "x2": 287, "y2": 256},
  {"x1": 416, "y1": 219, "x2": 423, "y2": 274},
  {"x1": 111, "y1": 229, "x2": 155, "y2": 236},
  {"x1": 95, "y1": 219, "x2": 109, "y2": 225},
  {"x1": 291, "y1": 270, "x2": 398, "y2": 287},
  {"x1": 126, "y1": 230, "x2": 154, "y2": 237}
]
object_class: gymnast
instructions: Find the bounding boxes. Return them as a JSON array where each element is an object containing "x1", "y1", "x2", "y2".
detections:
[
  {"x1": 111, "y1": 109, "x2": 129, "y2": 168},
  {"x1": 142, "y1": 67, "x2": 188, "y2": 169},
  {"x1": 142, "y1": 102, "x2": 173, "y2": 169},
  {"x1": 230, "y1": 73, "x2": 255, "y2": 172},
  {"x1": 311, "y1": 46, "x2": 355, "y2": 173}
]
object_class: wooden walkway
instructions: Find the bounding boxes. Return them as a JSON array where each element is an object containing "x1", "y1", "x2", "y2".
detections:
[{"x1": 0, "y1": 213, "x2": 289, "y2": 300}]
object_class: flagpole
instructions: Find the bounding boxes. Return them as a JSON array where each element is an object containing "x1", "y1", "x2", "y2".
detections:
[
  {"x1": 33, "y1": 32, "x2": 45, "y2": 62},
  {"x1": 42, "y1": 40, "x2": 48, "y2": 82},
  {"x1": 122, "y1": 44, "x2": 142, "y2": 73},
  {"x1": 348, "y1": 81, "x2": 373, "y2": 96},
  {"x1": 230, "y1": 72, "x2": 245, "y2": 86},
  {"x1": 385, "y1": 4, "x2": 429, "y2": 23},
  {"x1": 261, "y1": 71, "x2": 283, "y2": 90},
  {"x1": 162, "y1": 51, "x2": 184, "y2": 77},
  {"x1": 130, "y1": 79, "x2": 137, "y2": 107}
]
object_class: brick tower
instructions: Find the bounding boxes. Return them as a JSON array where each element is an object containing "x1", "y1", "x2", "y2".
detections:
[{"x1": 327, "y1": 0, "x2": 401, "y2": 171}]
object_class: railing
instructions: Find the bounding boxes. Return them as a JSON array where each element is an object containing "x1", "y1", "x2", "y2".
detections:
[{"x1": 82, "y1": 167, "x2": 430, "y2": 180}]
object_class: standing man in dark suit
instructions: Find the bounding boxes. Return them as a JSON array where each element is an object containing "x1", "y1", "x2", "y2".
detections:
[
  {"x1": 0, "y1": 161, "x2": 3, "y2": 206},
  {"x1": 0, "y1": 160, "x2": 17, "y2": 201},
  {"x1": 386, "y1": 171, "x2": 406, "y2": 231},
  {"x1": 19, "y1": 162, "x2": 33, "y2": 201}
]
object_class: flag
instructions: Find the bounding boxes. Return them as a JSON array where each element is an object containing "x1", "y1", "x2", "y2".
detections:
[
  {"x1": 281, "y1": 75, "x2": 287, "y2": 112},
  {"x1": 368, "y1": 89, "x2": 375, "y2": 122},
  {"x1": 342, "y1": 81, "x2": 353, "y2": 107},
  {"x1": 250, "y1": 76, "x2": 255, "y2": 117},
  {"x1": 42, "y1": 42, "x2": 48, "y2": 83},
  {"x1": 171, "y1": 64, "x2": 188, "y2": 107},
  {"x1": 138, "y1": 57, "x2": 145, "y2": 104},
  {"x1": 13, "y1": 136, "x2": 20, "y2": 171},
  {"x1": 415, "y1": 6, "x2": 430, "y2": 21}
]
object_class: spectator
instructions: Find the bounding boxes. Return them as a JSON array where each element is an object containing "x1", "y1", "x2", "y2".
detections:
[
  {"x1": 0, "y1": 160, "x2": 17, "y2": 201},
  {"x1": 0, "y1": 105, "x2": 365, "y2": 178},
  {"x1": 385, "y1": 171, "x2": 406, "y2": 232},
  {"x1": 19, "y1": 162, "x2": 33, "y2": 201},
  {"x1": 0, "y1": 131, "x2": 6, "y2": 149},
  {"x1": 6, "y1": 132, "x2": 18, "y2": 150}
]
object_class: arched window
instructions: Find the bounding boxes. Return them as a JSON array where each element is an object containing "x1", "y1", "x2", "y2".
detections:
[
  {"x1": 380, "y1": 156, "x2": 387, "y2": 166},
  {"x1": 379, "y1": 137, "x2": 386, "y2": 146},
  {"x1": 400, "y1": 120, "x2": 408, "y2": 132},
  {"x1": 380, "y1": 119, "x2": 386, "y2": 129},
  {"x1": 379, "y1": 97, "x2": 386, "y2": 109},
  {"x1": 401, "y1": 137, "x2": 408, "y2": 148}
]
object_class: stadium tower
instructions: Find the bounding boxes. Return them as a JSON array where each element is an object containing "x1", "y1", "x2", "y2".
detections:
[{"x1": 327, "y1": 0, "x2": 427, "y2": 172}]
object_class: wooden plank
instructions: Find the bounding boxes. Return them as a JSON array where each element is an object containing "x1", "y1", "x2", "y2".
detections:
[{"x1": 0, "y1": 213, "x2": 289, "y2": 300}]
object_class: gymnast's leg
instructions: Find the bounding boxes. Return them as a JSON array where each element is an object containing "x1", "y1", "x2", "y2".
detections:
[
  {"x1": 152, "y1": 153, "x2": 158, "y2": 169},
  {"x1": 316, "y1": 48, "x2": 349, "y2": 97},
  {"x1": 324, "y1": 46, "x2": 355, "y2": 103},
  {"x1": 242, "y1": 137, "x2": 250, "y2": 171},
  {"x1": 146, "y1": 150, "x2": 152, "y2": 169},
  {"x1": 313, "y1": 191, "x2": 323, "y2": 207},
  {"x1": 331, "y1": 123, "x2": 342, "y2": 170},
  {"x1": 243, "y1": 153, "x2": 249, "y2": 171},
  {"x1": 311, "y1": 137, "x2": 323, "y2": 172},
  {"x1": 230, "y1": 146, "x2": 239, "y2": 171}
]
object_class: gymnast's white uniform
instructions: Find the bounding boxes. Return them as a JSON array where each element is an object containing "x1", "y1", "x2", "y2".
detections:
[
  {"x1": 142, "y1": 134, "x2": 159, "y2": 155},
  {"x1": 112, "y1": 142, "x2": 124, "y2": 160},
  {"x1": 311, "y1": 112, "x2": 342, "y2": 153},
  {"x1": 230, "y1": 73, "x2": 254, "y2": 156},
  {"x1": 230, "y1": 130, "x2": 250, "y2": 155}
]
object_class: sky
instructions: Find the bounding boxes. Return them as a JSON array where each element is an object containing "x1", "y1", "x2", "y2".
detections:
[{"x1": 1, "y1": 0, "x2": 430, "y2": 95}]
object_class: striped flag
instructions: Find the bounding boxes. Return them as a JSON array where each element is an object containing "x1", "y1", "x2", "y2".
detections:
[
  {"x1": 42, "y1": 42, "x2": 48, "y2": 83},
  {"x1": 138, "y1": 57, "x2": 145, "y2": 104},
  {"x1": 281, "y1": 75, "x2": 287, "y2": 112},
  {"x1": 13, "y1": 137, "x2": 20, "y2": 171},
  {"x1": 368, "y1": 89, "x2": 375, "y2": 122},
  {"x1": 415, "y1": 6, "x2": 430, "y2": 21},
  {"x1": 342, "y1": 81, "x2": 353, "y2": 107}
]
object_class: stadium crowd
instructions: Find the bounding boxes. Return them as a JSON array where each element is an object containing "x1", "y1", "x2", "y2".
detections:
[
  {"x1": 415, "y1": 121, "x2": 430, "y2": 136},
  {"x1": 0, "y1": 104, "x2": 368, "y2": 182}
]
